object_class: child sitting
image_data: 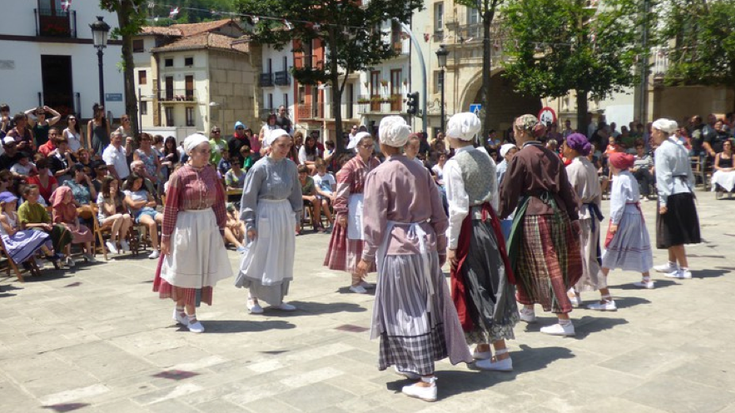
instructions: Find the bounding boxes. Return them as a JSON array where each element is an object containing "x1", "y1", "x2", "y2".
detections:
[
  {"x1": 51, "y1": 186, "x2": 96, "y2": 266},
  {"x1": 223, "y1": 203, "x2": 247, "y2": 253},
  {"x1": 298, "y1": 164, "x2": 325, "y2": 233},
  {"x1": 240, "y1": 145, "x2": 254, "y2": 171},
  {"x1": 218, "y1": 148, "x2": 232, "y2": 177},
  {"x1": 311, "y1": 159, "x2": 335, "y2": 230},
  {"x1": 10, "y1": 153, "x2": 37, "y2": 177},
  {"x1": 225, "y1": 158, "x2": 247, "y2": 191},
  {"x1": 18, "y1": 184, "x2": 72, "y2": 267},
  {"x1": 0, "y1": 191, "x2": 59, "y2": 269}
]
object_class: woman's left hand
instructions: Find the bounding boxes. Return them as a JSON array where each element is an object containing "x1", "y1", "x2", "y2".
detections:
[
  {"x1": 659, "y1": 205, "x2": 668, "y2": 215},
  {"x1": 356, "y1": 259, "x2": 370, "y2": 278},
  {"x1": 609, "y1": 223, "x2": 618, "y2": 234}
]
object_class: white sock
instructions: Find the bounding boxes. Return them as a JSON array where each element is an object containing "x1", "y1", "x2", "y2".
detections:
[{"x1": 558, "y1": 318, "x2": 572, "y2": 326}]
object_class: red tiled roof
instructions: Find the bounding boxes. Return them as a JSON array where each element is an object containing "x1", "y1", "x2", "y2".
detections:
[
  {"x1": 140, "y1": 19, "x2": 241, "y2": 38},
  {"x1": 150, "y1": 32, "x2": 249, "y2": 54},
  {"x1": 139, "y1": 26, "x2": 182, "y2": 36}
]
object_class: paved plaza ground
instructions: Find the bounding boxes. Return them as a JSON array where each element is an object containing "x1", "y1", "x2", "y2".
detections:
[{"x1": 1, "y1": 189, "x2": 734, "y2": 413}]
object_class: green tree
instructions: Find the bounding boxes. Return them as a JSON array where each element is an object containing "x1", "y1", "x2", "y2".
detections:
[
  {"x1": 659, "y1": 0, "x2": 735, "y2": 111},
  {"x1": 100, "y1": 0, "x2": 148, "y2": 137},
  {"x1": 455, "y1": 0, "x2": 504, "y2": 138},
  {"x1": 235, "y1": 0, "x2": 422, "y2": 152},
  {"x1": 501, "y1": 0, "x2": 650, "y2": 134}
]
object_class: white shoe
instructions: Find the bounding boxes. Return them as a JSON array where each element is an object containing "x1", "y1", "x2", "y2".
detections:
[
  {"x1": 83, "y1": 253, "x2": 96, "y2": 262},
  {"x1": 664, "y1": 269, "x2": 692, "y2": 279},
  {"x1": 275, "y1": 302, "x2": 296, "y2": 311},
  {"x1": 172, "y1": 309, "x2": 188, "y2": 326},
  {"x1": 65, "y1": 257, "x2": 75, "y2": 267},
  {"x1": 475, "y1": 356, "x2": 513, "y2": 372},
  {"x1": 471, "y1": 346, "x2": 492, "y2": 360},
  {"x1": 247, "y1": 299, "x2": 263, "y2": 314},
  {"x1": 654, "y1": 262, "x2": 678, "y2": 273},
  {"x1": 359, "y1": 281, "x2": 375, "y2": 289},
  {"x1": 633, "y1": 280, "x2": 655, "y2": 289},
  {"x1": 187, "y1": 320, "x2": 205, "y2": 333},
  {"x1": 568, "y1": 288, "x2": 581, "y2": 307},
  {"x1": 105, "y1": 241, "x2": 118, "y2": 254},
  {"x1": 394, "y1": 366, "x2": 420, "y2": 380},
  {"x1": 148, "y1": 250, "x2": 160, "y2": 259},
  {"x1": 586, "y1": 300, "x2": 617, "y2": 311},
  {"x1": 349, "y1": 285, "x2": 368, "y2": 294},
  {"x1": 401, "y1": 380, "x2": 437, "y2": 402},
  {"x1": 119, "y1": 240, "x2": 130, "y2": 253},
  {"x1": 540, "y1": 322, "x2": 576, "y2": 337},
  {"x1": 519, "y1": 308, "x2": 537, "y2": 323}
]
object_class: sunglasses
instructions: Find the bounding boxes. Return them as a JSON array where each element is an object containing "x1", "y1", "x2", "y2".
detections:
[{"x1": 212, "y1": 131, "x2": 221, "y2": 134}]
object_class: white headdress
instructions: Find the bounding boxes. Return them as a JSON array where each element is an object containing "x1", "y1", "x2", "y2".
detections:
[
  {"x1": 183, "y1": 133, "x2": 209, "y2": 154},
  {"x1": 378, "y1": 116, "x2": 411, "y2": 148},
  {"x1": 266, "y1": 128, "x2": 290, "y2": 146},
  {"x1": 500, "y1": 143, "x2": 517, "y2": 158},
  {"x1": 446, "y1": 112, "x2": 482, "y2": 141},
  {"x1": 347, "y1": 131, "x2": 372, "y2": 151},
  {"x1": 652, "y1": 118, "x2": 678, "y2": 134}
]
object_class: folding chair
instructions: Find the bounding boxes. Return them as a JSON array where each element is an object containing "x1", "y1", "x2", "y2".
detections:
[{"x1": 0, "y1": 237, "x2": 41, "y2": 282}]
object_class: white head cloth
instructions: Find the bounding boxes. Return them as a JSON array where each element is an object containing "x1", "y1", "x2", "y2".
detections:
[
  {"x1": 446, "y1": 112, "x2": 482, "y2": 141},
  {"x1": 184, "y1": 133, "x2": 209, "y2": 154},
  {"x1": 379, "y1": 116, "x2": 411, "y2": 148},
  {"x1": 347, "y1": 131, "x2": 372, "y2": 151},
  {"x1": 652, "y1": 118, "x2": 678, "y2": 134},
  {"x1": 500, "y1": 143, "x2": 517, "y2": 158},
  {"x1": 266, "y1": 128, "x2": 290, "y2": 147}
]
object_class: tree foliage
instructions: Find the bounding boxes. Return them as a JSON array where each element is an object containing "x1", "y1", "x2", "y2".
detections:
[
  {"x1": 234, "y1": 0, "x2": 422, "y2": 151},
  {"x1": 501, "y1": 0, "x2": 651, "y2": 130},
  {"x1": 659, "y1": 0, "x2": 735, "y2": 90}
]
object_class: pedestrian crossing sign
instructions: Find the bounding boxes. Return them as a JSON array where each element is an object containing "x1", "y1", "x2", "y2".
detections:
[{"x1": 469, "y1": 104, "x2": 482, "y2": 116}]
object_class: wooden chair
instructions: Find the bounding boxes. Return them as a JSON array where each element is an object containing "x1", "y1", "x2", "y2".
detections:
[
  {"x1": 92, "y1": 211, "x2": 110, "y2": 261},
  {"x1": 0, "y1": 237, "x2": 42, "y2": 283}
]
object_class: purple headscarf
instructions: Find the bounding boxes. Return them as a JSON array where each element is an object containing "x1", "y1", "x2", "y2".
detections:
[{"x1": 566, "y1": 133, "x2": 591, "y2": 156}]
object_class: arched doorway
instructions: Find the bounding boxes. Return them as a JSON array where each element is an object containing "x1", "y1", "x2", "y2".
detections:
[{"x1": 460, "y1": 70, "x2": 542, "y2": 137}]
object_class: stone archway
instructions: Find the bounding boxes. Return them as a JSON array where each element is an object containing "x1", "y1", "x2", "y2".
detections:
[{"x1": 459, "y1": 69, "x2": 542, "y2": 135}]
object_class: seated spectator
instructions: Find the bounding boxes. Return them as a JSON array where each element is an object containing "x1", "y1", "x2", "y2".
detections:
[
  {"x1": 10, "y1": 152, "x2": 36, "y2": 177},
  {"x1": 298, "y1": 164, "x2": 326, "y2": 232},
  {"x1": 123, "y1": 173, "x2": 162, "y2": 259},
  {"x1": 48, "y1": 135, "x2": 76, "y2": 185},
  {"x1": 240, "y1": 145, "x2": 254, "y2": 171},
  {"x1": 631, "y1": 141, "x2": 655, "y2": 200},
  {"x1": 223, "y1": 203, "x2": 247, "y2": 253},
  {"x1": 312, "y1": 159, "x2": 334, "y2": 230},
  {"x1": 224, "y1": 158, "x2": 247, "y2": 191},
  {"x1": 218, "y1": 148, "x2": 232, "y2": 177},
  {"x1": 102, "y1": 131, "x2": 131, "y2": 181},
  {"x1": 6, "y1": 113, "x2": 35, "y2": 156},
  {"x1": 64, "y1": 164, "x2": 96, "y2": 207},
  {"x1": 96, "y1": 176, "x2": 132, "y2": 254},
  {"x1": 130, "y1": 160, "x2": 158, "y2": 202},
  {"x1": 0, "y1": 104, "x2": 11, "y2": 138},
  {"x1": 0, "y1": 137, "x2": 23, "y2": 173},
  {"x1": 0, "y1": 191, "x2": 60, "y2": 269},
  {"x1": 711, "y1": 139, "x2": 735, "y2": 199},
  {"x1": 37, "y1": 127, "x2": 60, "y2": 157},
  {"x1": 133, "y1": 133, "x2": 161, "y2": 187},
  {"x1": 51, "y1": 186, "x2": 95, "y2": 266},
  {"x1": 76, "y1": 148, "x2": 93, "y2": 174},
  {"x1": 298, "y1": 135, "x2": 322, "y2": 173},
  {"x1": 27, "y1": 158, "x2": 57, "y2": 205},
  {"x1": 91, "y1": 161, "x2": 108, "y2": 194},
  {"x1": 17, "y1": 185, "x2": 71, "y2": 267}
]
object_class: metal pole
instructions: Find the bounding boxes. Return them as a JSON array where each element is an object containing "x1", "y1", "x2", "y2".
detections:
[
  {"x1": 397, "y1": 21, "x2": 427, "y2": 132},
  {"x1": 440, "y1": 69, "x2": 445, "y2": 133},
  {"x1": 138, "y1": 87, "x2": 142, "y2": 132},
  {"x1": 97, "y1": 48, "x2": 105, "y2": 106}
]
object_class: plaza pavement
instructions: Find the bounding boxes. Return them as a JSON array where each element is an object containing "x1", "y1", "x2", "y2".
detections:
[{"x1": 1, "y1": 188, "x2": 734, "y2": 413}]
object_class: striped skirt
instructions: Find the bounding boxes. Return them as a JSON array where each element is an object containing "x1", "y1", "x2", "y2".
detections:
[
  {"x1": 515, "y1": 214, "x2": 583, "y2": 314},
  {"x1": 1, "y1": 231, "x2": 51, "y2": 264},
  {"x1": 602, "y1": 207, "x2": 653, "y2": 273},
  {"x1": 323, "y1": 218, "x2": 375, "y2": 274},
  {"x1": 370, "y1": 252, "x2": 472, "y2": 376}
]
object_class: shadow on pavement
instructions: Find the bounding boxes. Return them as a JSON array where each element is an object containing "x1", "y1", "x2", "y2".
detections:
[
  {"x1": 610, "y1": 296, "x2": 651, "y2": 309},
  {"x1": 615, "y1": 279, "x2": 677, "y2": 290},
  {"x1": 336, "y1": 286, "x2": 376, "y2": 296},
  {"x1": 276, "y1": 300, "x2": 368, "y2": 316},
  {"x1": 195, "y1": 319, "x2": 295, "y2": 334},
  {"x1": 694, "y1": 268, "x2": 728, "y2": 279},
  {"x1": 572, "y1": 315, "x2": 628, "y2": 339}
]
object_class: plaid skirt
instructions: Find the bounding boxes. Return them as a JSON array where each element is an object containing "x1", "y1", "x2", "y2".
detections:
[
  {"x1": 515, "y1": 214, "x2": 582, "y2": 314},
  {"x1": 323, "y1": 219, "x2": 375, "y2": 274}
]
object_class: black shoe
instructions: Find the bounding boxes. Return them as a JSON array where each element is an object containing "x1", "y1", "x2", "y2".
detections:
[
  {"x1": 46, "y1": 254, "x2": 61, "y2": 270},
  {"x1": 21, "y1": 262, "x2": 32, "y2": 271}
]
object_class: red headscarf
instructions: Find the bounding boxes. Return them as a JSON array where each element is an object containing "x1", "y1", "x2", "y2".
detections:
[
  {"x1": 609, "y1": 152, "x2": 635, "y2": 170},
  {"x1": 51, "y1": 186, "x2": 78, "y2": 223}
]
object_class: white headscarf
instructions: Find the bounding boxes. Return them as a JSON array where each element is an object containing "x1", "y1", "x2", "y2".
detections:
[
  {"x1": 379, "y1": 116, "x2": 411, "y2": 148},
  {"x1": 446, "y1": 112, "x2": 482, "y2": 141},
  {"x1": 652, "y1": 118, "x2": 678, "y2": 134},
  {"x1": 184, "y1": 133, "x2": 209, "y2": 154},
  {"x1": 500, "y1": 143, "x2": 517, "y2": 158},
  {"x1": 347, "y1": 131, "x2": 372, "y2": 151},
  {"x1": 266, "y1": 128, "x2": 290, "y2": 147}
]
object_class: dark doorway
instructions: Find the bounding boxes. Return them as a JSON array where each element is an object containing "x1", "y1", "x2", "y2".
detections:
[{"x1": 41, "y1": 55, "x2": 74, "y2": 117}]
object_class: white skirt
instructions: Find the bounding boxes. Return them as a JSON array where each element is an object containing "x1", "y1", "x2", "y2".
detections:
[
  {"x1": 161, "y1": 209, "x2": 233, "y2": 288},
  {"x1": 710, "y1": 170, "x2": 735, "y2": 192},
  {"x1": 235, "y1": 199, "x2": 296, "y2": 306}
]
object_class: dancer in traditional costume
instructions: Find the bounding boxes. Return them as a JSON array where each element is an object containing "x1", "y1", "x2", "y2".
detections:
[
  {"x1": 323, "y1": 131, "x2": 380, "y2": 294},
  {"x1": 562, "y1": 133, "x2": 605, "y2": 307},
  {"x1": 651, "y1": 118, "x2": 700, "y2": 279},
  {"x1": 499, "y1": 115, "x2": 582, "y2": 337},
  {"x1": 597, "y1": 152, "x2": 654, "y2": 298},
  {"x1": 154, "y1": 133, "x2": 233, "y2": 333},
  {"x1": 357, "y1": 116, "x2": 472, "y2": 402},
  {"x1": 236, "y1": 129, "x2": 302, "y2": 313},
  {"x1": 444, "y1": 113, "x2": 518, "y2": 371}
]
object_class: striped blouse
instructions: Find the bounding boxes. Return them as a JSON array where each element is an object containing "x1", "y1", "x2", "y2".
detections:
[{"x1": 162, "y1": 164, "x2": 226, "y2": 240}]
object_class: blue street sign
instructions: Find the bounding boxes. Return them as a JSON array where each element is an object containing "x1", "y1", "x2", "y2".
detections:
[
  {"x1": 469, "y1": 103, "x2": 482, "y2": 116},
  {"x1": 105, "y1": 93, "x2": 123, "y2": 102}
]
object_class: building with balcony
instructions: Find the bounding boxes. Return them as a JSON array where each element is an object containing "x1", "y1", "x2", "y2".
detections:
[
  {"x1": 259, "y1": 44, "x2": 295, "y2": 128},
  {"x1": 133, "y1": 19, "x2": 260, "y2": 140},
  {"x1": 0, "y1": 0, "x2": 124, "y2": 120}
]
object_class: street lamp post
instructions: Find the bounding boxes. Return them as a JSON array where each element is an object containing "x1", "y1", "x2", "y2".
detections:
[
  {"x1": 90, "y1": 16, "x2": 110, "y2": 107},
  {"x1": 435, "y1": 44, "x2": 449, "y2": 133}
]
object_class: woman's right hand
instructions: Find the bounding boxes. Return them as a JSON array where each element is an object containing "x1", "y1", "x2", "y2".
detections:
[
  {"x1": 338, "y1": 215, "x2": 347, "y2": 228},
  {"x1": 247, "y1": 228, "x2": 257, "y2": 241},
  {"x1": 161, "y1": 238, "x2": 170, "y2": 256}
]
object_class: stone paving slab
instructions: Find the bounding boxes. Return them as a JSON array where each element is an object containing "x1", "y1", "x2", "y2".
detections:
[{"x1": 1, "y1": 190, "x2": 734, "y2": 412}]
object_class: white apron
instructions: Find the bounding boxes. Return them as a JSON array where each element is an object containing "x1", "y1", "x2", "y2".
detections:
[{"x1": 347, "y1": 194, "x2": 364, "y2": 240}]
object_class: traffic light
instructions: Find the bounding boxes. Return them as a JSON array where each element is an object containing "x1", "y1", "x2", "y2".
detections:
[{"x1": 406, "y1": 92, "x2": 419, "y2": 115}]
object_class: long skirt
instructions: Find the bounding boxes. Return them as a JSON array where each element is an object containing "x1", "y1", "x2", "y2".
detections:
[
  {"x1": 656, "y1": 192, "x2": 701, "y2": 249},
  {"x1": 31, "y1": 225, "x2": 72, "y2": 253},
  {"x1": 154, "y1": 209, "x2": 233, "y2": 307},
  {"x1": 235, "y1": 199, "x2": 294, "y2": 306},
  {"x1": 574, "y1": 217, "x2": 606, "y2": 292},
  {"x1": 371, "y1": 252, "x2": 472, "y2": 376},
  {"x1": 515, "y1": 214, "x2": 582, "y2": 314},
  {"x1": 710, "y1": 170, "x2": 735, "y2": 192},
  {"x1": 68, "y1": 223, "x2": 94, "y2": 244},
  {"x1": 602, "y1": 208, "x2": 653, "y2": 273},
  {"x1": 323, "y1": 215, "x2": 375, "y2": 274},
  {"x1": 1, "y1": 231, "x2": 51, "y2": 264},
  {"x1": 460, "y1": 220, "x2": 518, "y2": 345}
]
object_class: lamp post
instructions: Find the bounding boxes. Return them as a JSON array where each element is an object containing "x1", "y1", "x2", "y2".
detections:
[
  {"x1": 90, "y1": 16, "x2": 110, "y2": 107},
  {"x1": 435, "y1": 44, "x2": 449, "y2": 133}
]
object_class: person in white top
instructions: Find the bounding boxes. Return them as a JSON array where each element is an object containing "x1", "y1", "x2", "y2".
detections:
[
  {"x1": 102, "y1": 131, "x2": 132, "y2": 180},
  {"x1": 62, "y1": 115, "x2": 85, "y2": 152}
]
